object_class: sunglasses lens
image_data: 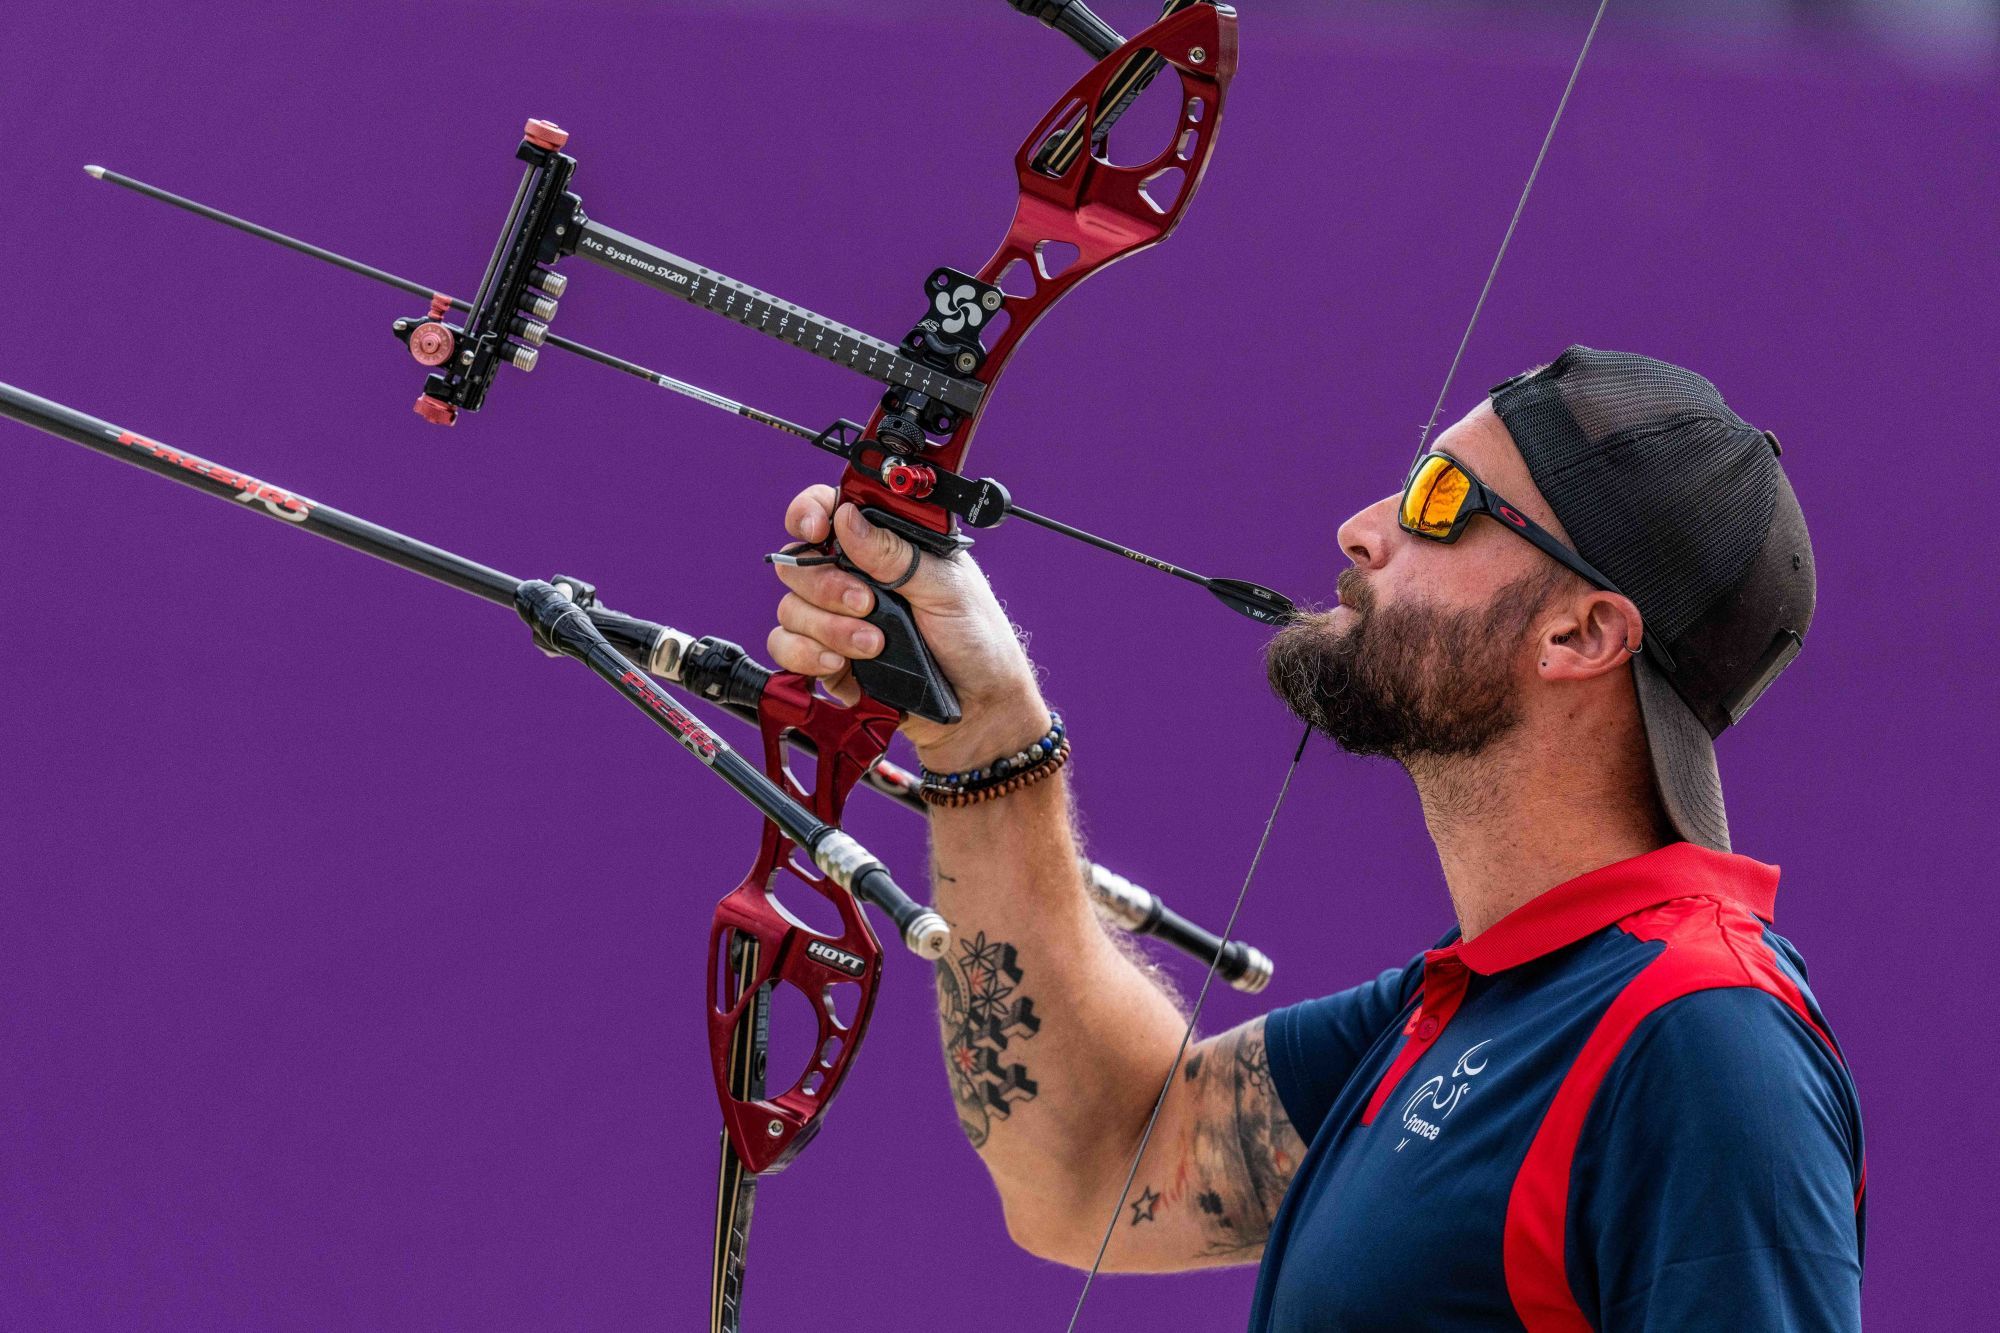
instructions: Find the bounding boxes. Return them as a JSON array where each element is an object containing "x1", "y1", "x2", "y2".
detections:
[{"x1": 1402, "y1": 455, "x2": 1472, "y2": 538}]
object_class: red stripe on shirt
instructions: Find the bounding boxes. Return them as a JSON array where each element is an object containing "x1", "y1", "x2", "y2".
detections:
[{"x1": 1501, "y1": 896, "x2": 1846, "y2": 1332}]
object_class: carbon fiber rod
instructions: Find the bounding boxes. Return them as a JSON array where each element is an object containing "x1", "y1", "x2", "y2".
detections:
[
  {"x1": 0, "y1": 379, "x2": 1270, "y2": 989},
  {"x1": 0, "y1": 380, "x2": 944, "y2": 961},
  {"x1": 655, "y1": 637, "x2": 1273, "y2": 993}
]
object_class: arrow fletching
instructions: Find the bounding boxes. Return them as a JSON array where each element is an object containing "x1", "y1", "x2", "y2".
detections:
[{"x1": 1206, "y1": 578, "x2": 1296, "y2": 625}]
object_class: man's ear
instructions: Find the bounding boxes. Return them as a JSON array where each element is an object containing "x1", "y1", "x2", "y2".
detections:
[{"x1": 1537, "y1": 591, "x2": 1644, "y2": 681}]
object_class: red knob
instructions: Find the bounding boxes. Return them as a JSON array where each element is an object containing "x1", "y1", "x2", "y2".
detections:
[
  {"x1": 882, "y1": 460, "x2": 936, "y2": 499},
  {"x1": 524, "y1": 118, "x2": 569, "y2": 151},
  {"x1": 408, "y1": 321, "x2": 455, "y2": 367},
  {"x1": 427, "y1": 293, "x2": 453, "y2": 319},
  {"x1": 413, "y1": 394, "x2": 458, "y2": 427}
]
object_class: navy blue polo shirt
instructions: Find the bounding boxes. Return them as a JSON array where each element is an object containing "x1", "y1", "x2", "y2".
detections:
[{"x1": 1247, "y1": 843, "x2": 1865, "y2": 1332}]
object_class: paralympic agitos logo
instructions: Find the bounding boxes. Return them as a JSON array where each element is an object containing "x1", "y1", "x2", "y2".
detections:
[
  {"x1": 1396, "y1": 1039, "x2": 1492, "y2": 1152},
  {"x1": 932, "y1": 282, "x2": 987, "y2": 334}
]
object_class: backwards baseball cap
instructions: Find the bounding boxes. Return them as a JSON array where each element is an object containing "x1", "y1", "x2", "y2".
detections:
[{"x1": 1489, "y1": 347, "x2": 1815, "y2": 852}]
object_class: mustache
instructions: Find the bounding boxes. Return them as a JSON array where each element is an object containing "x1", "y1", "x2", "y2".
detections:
[
  {"x1": 1336, "y1": 567, "x2": 1373, "y2": 616},
  {"x1": 1287, "y1": 567, "x2": 1373, "y2": 629}
]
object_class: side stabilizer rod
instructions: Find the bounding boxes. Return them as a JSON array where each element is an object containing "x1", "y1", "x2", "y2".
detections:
[
  {"x1": 0, "y1": 379, "x2": 1270, "y2": 990},
  {"x1": 0, "y1": 378, "x2": 941, "y2": 960}
]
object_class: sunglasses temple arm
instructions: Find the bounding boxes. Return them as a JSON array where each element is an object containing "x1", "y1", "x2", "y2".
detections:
[{"x1": 1510, "y1": 515, "x2": 1678, "y2": 671}]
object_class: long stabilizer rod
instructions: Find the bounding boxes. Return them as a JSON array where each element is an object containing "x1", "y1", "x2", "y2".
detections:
[
  {"x1": 0, "y1": 379, "x2": 944, "y2": 961},
  {"x1": 0, "y1": 379, "x2": 1270, "y2": 989}
]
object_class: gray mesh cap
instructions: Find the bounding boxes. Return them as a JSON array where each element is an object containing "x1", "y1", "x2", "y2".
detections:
[{"x1": 1489, "y1": 347, "x2": 1815, "y2": 852}]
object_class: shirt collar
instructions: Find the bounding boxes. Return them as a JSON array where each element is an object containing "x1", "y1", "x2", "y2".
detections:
[{"x1": 1440, "y1": 841, "x2": 1780, "y2": 977}]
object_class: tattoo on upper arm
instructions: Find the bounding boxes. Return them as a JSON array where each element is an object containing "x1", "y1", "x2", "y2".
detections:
[
  {"x1": 935, "y1": 932, "x2": 1041, "y2": 1148},
  {"x1": 1126, "y1": 1022, "x2": 1305, "y2": 1259},
  {"x1": 1235, "y1": 1037, "x2": 1273, "y2": 1097}
]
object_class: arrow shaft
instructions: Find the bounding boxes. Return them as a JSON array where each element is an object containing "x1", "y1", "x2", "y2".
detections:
[
  {"x1": 1005, "y1": 500, "x2": 1219, "y2": 588},
  {"x1": 90, "y1": 166, "x2": 446, "y2": 303},
  {"x1": 85, "y1": 165, "x2": 826, "y2": 437},
  {"x1": 84, "y1": 164, "x2": 1291, "y2": 623}
]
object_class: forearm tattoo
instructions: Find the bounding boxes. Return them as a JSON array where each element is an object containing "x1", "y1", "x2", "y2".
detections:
[
  {"x1": 1127, "y1": 1023, "x2": 1304, "y2": 1257},
  {"x1": 935, "y1": 931, "x2": 1042, "y2": 1147}
]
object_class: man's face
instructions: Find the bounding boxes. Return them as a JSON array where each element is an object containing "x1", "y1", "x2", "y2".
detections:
[{"x1": 1265, "y1": 404, "x2": 1568, "y2": 762}]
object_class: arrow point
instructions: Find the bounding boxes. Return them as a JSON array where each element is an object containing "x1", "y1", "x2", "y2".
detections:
[{"x1": 83, "y1": 164, "x2": 105, "y2": 179}]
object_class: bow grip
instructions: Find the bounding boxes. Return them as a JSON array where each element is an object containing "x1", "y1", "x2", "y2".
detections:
[{"x1": 853, "y1": 585, "x2": 961, "y2": 725}]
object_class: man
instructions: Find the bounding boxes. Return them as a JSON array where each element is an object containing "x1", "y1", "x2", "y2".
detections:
[{"x1": 766, "y1": 347, "x2": 1864, "y2": 1328}]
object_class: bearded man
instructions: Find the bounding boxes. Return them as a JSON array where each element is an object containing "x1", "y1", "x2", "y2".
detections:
[{"x1": 766, "y1": 347, "x2": 1864, "y2": 1330}]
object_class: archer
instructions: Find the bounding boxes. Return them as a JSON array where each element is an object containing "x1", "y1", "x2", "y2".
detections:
[{"x1": 767, "y1": 347, "x2": 1864, "y2": 1330}]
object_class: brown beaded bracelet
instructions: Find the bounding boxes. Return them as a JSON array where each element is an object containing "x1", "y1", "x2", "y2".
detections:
[{"x1": 919, "y1": 737, "x2": 1072, "y2": 808}]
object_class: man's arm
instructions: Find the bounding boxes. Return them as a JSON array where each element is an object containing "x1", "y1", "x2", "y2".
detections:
[
  {"x1": 927, "y1": 774, "x2": 1306, "y2": 1269},
  {"x1": 766, "y1": 490, "x2": 1306, "y2": 1271},
  {"x1": 1091, "y1": 1016, "x2": 1309, "y2": 1269}
]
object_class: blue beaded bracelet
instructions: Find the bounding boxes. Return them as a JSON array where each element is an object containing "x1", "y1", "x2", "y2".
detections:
[{"x1": 919, "y1": 713, "x2": 1066, "y2": 804}]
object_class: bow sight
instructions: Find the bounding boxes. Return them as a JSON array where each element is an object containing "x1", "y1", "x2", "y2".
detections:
[
  {"x1": 400, "y1": 116, "x2": 990, "y2": 439},
  {"x1": 398, "y1": 116, "x2": 574, "y2": 422}
]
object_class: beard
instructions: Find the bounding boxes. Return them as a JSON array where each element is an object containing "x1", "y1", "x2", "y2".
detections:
[{"x1": 1265, "y1": 565, "x2": 1556, "y2": 762}]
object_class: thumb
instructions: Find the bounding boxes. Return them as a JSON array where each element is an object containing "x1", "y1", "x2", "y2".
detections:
[{"x1": 834, "y1": 503, "x2": 918, "y2": 585}]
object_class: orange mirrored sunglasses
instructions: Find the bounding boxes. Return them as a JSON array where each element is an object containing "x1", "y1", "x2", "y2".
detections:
[{"x1": 1398, "y1": 451, "x2": 1674, "y2": 671}]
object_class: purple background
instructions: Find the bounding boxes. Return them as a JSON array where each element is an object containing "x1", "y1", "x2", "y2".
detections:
[{"x1": 2, "y1": 1, "x2": 1993, "y2": 1326}]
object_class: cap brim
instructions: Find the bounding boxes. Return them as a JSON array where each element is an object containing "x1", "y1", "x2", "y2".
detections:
[{"x1": 1634, "y1": 655, "x2": 1731, "y2": 852}]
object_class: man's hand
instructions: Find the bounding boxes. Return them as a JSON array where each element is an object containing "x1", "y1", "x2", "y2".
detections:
[{"x1": 768, "y1": 485, "x2": 1048, "y2": 766}]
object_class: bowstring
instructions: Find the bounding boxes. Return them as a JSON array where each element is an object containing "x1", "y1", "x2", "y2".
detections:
[
  {"x1": 1064, "y1": 723, "x2": 1310, "y2": 1332},
  {"x1": 1412, "y1": 0, "x2": 1612, "y2": 465},
  {"x1": 1065, "y1": 4, "x2": 1613, "y2": 1326}
]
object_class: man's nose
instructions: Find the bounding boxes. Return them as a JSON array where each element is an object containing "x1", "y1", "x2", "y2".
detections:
[{"x1": 1336, "y1": 493, "x2": 1401, "y2": 571}]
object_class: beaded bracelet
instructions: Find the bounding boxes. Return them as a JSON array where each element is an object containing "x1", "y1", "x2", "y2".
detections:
[
  {"x1": 918, "y1": 714, "x2": 1069, "y2": 808},
  {"x1": 923, "y1": 713, "x2": 1064, "y2": 790},
  {"x1": 920, "y1": 738, "x2": 1071, "y2": 808}
]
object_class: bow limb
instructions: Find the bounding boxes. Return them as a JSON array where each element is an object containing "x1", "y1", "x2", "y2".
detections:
[
  {"x1": 705, "y1": 678, "x2": 902, "y2": 1331},
  {"x1": 837, "y1": 2, "x2": 1238, "y2": 538}
]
